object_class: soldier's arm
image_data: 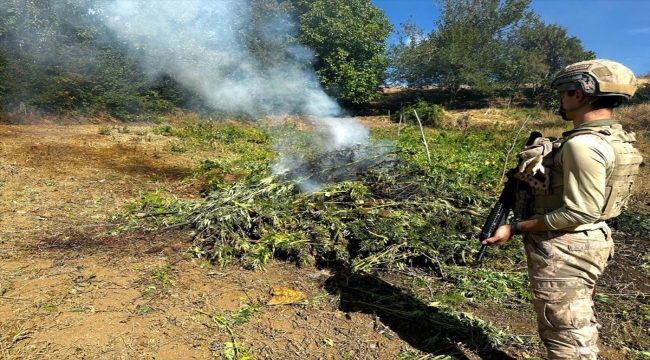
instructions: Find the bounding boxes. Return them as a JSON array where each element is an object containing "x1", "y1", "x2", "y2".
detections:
[{"x1": 543, "y1": 135, "x2": 611, "y2": 230}]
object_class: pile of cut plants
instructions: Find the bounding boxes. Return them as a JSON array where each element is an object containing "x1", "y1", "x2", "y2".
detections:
[
  {"x1": 122, "y1": 116, "x2": 650, "y2": 358},
  {"x1": 134, "y1": 120, "x2": 515, "y2": 273},
  {"x1": 125, "y1": 120, "x2": 554, "y2": 356}
]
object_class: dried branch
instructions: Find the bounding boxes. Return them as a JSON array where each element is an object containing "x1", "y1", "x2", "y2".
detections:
[
  {"x1": 413, "y1": 110, "x2": 432, "y2": 165},
  {"x1": 501, "y1": 115, "x2": 531, "y2": 181}
]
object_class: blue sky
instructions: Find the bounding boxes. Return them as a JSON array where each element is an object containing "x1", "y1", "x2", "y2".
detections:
[{"x1": 371, "y1": 0, "x2": 650, "y2": 76}]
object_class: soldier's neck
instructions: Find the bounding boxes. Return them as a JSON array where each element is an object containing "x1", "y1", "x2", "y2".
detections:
[{"x1": 572, "y1": 108, "x2": 613, "y2": 128}]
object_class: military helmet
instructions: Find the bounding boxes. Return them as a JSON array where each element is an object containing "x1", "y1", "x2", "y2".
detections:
[{"x1": 551, "y1": 59, "x2": 637, "y2": 99}]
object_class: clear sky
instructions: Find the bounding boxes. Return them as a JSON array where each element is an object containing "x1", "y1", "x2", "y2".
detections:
[{"x1": 371, "y1": 0, "x2": 650, "y2": 76}]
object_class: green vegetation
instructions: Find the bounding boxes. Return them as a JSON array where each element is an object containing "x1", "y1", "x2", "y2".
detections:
[
  {"x1": 0, "y1": 0, "x2": 392, "y2": 117},
  {"x1": 1, "y1": 0, "x2": 631, "y2": 120},
  {"x1": 122, "y1": 111, "x2": 649, "y2": 356},
  {"x1": 609, "y1": 212, "x2": 650, "y2": 238},
  {"x1": 131, "y1": 118, "x2": 533, "y2": 294},
  {"x1": 134, "y1": 121, "x2": 520, "y2": 271},
  {"x1": 400, "y1": 101, "x2": 446, "y2": 127},
  {"x1": 98, "y1": 126, "x2": 111, "y2": 135},
  {"x1": 197, "y1": 304, "x2": 261, "y2": 360},
  {"x1": 291, "y1": 0, "x2": 393, "y2": 104}
]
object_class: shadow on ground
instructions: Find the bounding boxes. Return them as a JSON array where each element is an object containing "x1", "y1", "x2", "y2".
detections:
[{"x1": 324, "y1": 271, "x2": 517, "y2": 359}]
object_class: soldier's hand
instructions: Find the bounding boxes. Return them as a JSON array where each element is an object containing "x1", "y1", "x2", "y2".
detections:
[{"x1": 482, "y1": 224, "x2": 512, "y2": 246}]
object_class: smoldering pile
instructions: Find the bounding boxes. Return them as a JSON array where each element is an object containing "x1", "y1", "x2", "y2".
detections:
[
  {"x1": 275, "y1": 142, "x2": 424, "y2": 199},
  {"x1": 152, "y1": 141, "x2": 488, "y2": 271}
]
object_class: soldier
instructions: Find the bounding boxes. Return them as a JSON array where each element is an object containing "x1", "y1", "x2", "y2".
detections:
[{"x1": 481, "y1": 59, "x2": 643, "y2": 359}]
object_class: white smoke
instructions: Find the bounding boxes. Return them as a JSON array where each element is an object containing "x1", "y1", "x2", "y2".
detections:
[{"x1": 102, "y1": 0, "x2": 371, "y2": 175}]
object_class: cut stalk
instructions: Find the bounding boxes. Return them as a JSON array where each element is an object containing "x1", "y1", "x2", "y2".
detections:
[{"x1": 413, "y1": 110, "x2": 432, "y2": 165}]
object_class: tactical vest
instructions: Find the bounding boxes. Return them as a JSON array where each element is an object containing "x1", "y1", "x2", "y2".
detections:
[{"x1": 533, "y1": 123, "x2": 642, "y2": 220}]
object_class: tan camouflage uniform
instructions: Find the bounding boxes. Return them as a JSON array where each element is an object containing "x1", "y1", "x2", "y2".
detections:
[
  {"x1": 524, "y1": 120, "x2": 639, "y2": 359},
  {"x1": 525, "y1": 228, "x2": 611, "y2": 359},
  {"x1": 512, "y1": 59, "x2": 643, "y2": 359}
]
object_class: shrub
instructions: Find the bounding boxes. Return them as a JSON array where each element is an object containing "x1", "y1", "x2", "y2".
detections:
[
  {"x1": 98, "y1": 126, "x2": 111, "y2": 135},
  {"x1": 402, "y1": 100, "x2": 445, "y2": 127}
]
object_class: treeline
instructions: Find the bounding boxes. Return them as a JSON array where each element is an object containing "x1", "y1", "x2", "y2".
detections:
[
  {"x1": 390, "y1": 0, "x2": 595, "y2": 106},
  {"x1": 0, "y1": 0, "x2": 646, "y2": 121},
  {"x1": 0, "y1": 0, "x2": 391, "y2": 120}
]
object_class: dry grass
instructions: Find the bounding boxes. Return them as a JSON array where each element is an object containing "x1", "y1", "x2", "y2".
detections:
[{"x1": 616, "y1": 103, "x2": 650, "y2": 134}]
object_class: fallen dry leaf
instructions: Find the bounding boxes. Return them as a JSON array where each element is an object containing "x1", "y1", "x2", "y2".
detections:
[{"x1": 267, "y1": 286, "x2": 307, "y2": 305}]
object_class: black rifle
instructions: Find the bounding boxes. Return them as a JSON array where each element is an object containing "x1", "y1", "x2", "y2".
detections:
[{"x1": 475, "y1": 131, "x2": 542, "y2": 262}]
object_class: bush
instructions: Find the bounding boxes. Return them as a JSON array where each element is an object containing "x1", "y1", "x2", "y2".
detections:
[
  {"x1": 608, "y1": 212, "x2": 650, "y2": 238},
  {"x1": 403, "y1": 100, "x2": 445, "y2": 127}
]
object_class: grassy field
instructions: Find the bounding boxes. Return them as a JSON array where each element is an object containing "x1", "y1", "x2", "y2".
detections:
[{"x1": 0, "y1": 104, "x2": 648, "y2": 359}]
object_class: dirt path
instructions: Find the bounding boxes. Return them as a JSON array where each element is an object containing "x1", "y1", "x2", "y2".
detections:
[{"x1": 0, "y1": 124, "x2": 415, "y2": 360}]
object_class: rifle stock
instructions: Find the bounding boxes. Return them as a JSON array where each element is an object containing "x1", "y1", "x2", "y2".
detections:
[{"x1": 475, "y1": 131, "x2": 542, "y2": 262}]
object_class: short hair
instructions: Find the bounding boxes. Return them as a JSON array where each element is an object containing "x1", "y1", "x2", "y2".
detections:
[{"x1": 591, "y1": 96, "x2": 625, "y2": 110}]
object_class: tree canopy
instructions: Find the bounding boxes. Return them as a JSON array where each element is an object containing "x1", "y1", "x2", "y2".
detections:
[
  {"x1": 389, "y1": 0, "x2": 595, "y2": 104},
  {"x1": 0, "y1": 0, "x2": 163, "y2": 118},
  {"x1": 0, "y1": 0, "x2": 393, "y2": 118},
  {"x1": 289, "y1": 0, "x2": 393, "y2": 104},
  {"x1": 0, "y1": 0, "x2": 619, "y2": 118}
]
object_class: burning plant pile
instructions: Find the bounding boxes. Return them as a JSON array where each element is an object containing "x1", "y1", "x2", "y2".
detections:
[
  {"x1": 149, "y1": 138, "x2": 491, "y2": 272},
  {"x1": 90, "y1": 0, "x2": 497, "y2": 274}
]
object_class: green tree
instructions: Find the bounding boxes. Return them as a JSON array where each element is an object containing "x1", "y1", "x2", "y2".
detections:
[
  {"x1": 245, "y1": 0, "x2": 297, "y2": 69},
  {"x1": 390, "y1": 0, "x2": 532, "y2": 103},
  {"x1": 290, "y1": 0, "x2": 393, "y2": 104},
  {"x1": 492, "y1": 13, "x2": 549, "y2": 107},
  {"x1": 514, "y1": 19, "x2": 595, "y2": 101},
  {"x1": 388, "y1": 20, "x2": 439, "y2": 87},
  {"x1": 389, "y1": 0, "x2": 594, "y2": 106},
  {"x1": 0, "y1": 0, "x2": 189, "y2": 119},
  {"x1": 484, "y1": 15, "x2": 595, "y2": 107}
]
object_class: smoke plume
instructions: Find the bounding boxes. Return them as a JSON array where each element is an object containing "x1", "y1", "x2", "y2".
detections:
[{"x1": 102, "y1": 0, "x2": 372, "y2": 191}]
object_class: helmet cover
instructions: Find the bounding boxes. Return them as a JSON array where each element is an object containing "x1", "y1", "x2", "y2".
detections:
[{"x1": 551, "y1": 59, "x2": 637, "y2": 99}]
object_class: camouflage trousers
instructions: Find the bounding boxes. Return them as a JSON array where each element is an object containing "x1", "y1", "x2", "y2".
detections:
[{"x1": 524, "y1": 227, "x2": 613, "y2": 359}]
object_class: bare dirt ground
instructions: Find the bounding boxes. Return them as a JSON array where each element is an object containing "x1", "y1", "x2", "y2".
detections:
[{"x1": 0, "y1": 120, "x2": 647, "y2": 360}]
